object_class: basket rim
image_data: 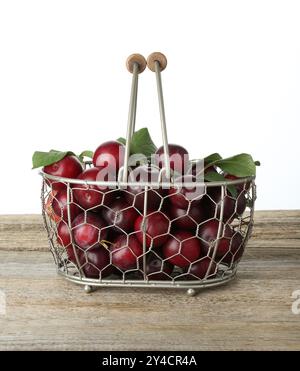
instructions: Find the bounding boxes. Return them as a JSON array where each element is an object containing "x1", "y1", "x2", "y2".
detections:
[
  {"x1": 39, "y1": 170, "x2": 255, "y2": 188},
  {"x1": 57, "y1": 266, "x2": 238, "y2": 289}
]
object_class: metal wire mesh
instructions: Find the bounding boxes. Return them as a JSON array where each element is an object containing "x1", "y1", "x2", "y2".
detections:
[{"x1": 40, "y1": 166, "x2": 255, "y2": 294}]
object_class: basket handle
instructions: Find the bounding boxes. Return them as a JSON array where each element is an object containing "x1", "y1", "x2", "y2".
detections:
[
  {"x1": 147, "y1": 52, "x2": 171, "y2": 180},
  {"x1": 122, "y1": 52, "x2": 171, "y2": 182},
  {"x1": 122, "y1": 54, "x2": 147, "y2": 182},
  {"x1": 126, "y1": 53, "x2": 147, "y2": 74}
]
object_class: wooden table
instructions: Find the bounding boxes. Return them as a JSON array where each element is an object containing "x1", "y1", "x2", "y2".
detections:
[{"x1": 0, "y1": 211, "x2": 299, "y2": 351}]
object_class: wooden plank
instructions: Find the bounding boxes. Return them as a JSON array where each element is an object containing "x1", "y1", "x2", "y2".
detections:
[
  {"x1": 0, "y1": 249, "x2": 299, "y2": 351},
  {"x1": 0, "y1": 211, "x2": 299, "y2": 350}
]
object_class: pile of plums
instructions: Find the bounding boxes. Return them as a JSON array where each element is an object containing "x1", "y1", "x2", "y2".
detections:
[{"x1": 44, "y1": 140, "x2": 249, "y2": 281}]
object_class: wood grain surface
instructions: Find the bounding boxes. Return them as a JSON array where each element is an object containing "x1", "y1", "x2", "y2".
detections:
[{"x1": 0, "y1": 210, "x2": 299, "y2": 351}]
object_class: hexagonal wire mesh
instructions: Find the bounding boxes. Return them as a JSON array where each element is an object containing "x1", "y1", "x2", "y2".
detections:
[
  {"x1": 41, "y1": 168, "x2": 256, "y2": 294},
  {"x1": 39, "y1": 54, "x2": 256, "y2": 294}
]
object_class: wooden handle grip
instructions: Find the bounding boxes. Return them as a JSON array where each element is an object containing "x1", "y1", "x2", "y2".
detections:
[
  {"x1": 147, "y1": 52, "x2": 167, "y2": 72},
  {"x1": 126, "y1": 54, "x2": 147, "y2": 74}
]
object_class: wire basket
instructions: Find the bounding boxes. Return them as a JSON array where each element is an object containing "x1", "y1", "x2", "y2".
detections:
[{"x1": 40, "y1": 53, "x2": 256, "y2": 296}]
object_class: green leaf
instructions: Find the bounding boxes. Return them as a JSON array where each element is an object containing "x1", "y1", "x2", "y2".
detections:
[
  {"x1": 78, "y1": 150, "x2": 94, "y2": 161},
  {"x1": 204, "y1": 171, "x2": 238, "y2": 198},
  {"x1": 130, "y1": 128, "x2": 157, "y2": 157},
  {"x1": 117, "y1": 137, "x2": 126, "y2": 146},
  {"x1": 119, "y1": 128, "x2": 157, "y2": 157},
  {"x1": 204, "y1": 171, "x2": 225, "y2": 182},
  {"x1": 227, "y1": 184, "x2": 238, "y2": 198},
  {"x1": 32, "y1": 150, "x2": 75, "y2": 169},
  {"x1": 204, "y1": 153, "x2": 222, "y2": 165},
  {"x1": 213, "y1": 153, "x2": 257, "y2": 177}
]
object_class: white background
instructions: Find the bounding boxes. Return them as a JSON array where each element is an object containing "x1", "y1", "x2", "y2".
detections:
[{"x1": 0, "y1": 0, "x2": 299, "y2": 214}]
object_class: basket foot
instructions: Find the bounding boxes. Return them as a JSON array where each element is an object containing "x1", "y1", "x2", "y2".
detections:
[
  {"x1": 186, "y1": 288, "x2": 197, "y2": 297},
  {"x1": 84, "y1": 285, "x2": 94, "y2": 294}
]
